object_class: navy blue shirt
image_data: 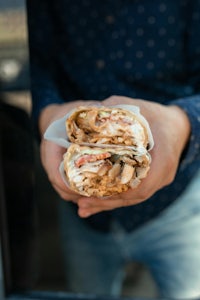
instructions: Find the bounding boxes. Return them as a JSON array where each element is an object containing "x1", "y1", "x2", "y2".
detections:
[{"x1": 27, "y1": 0, "x2": 200, "y2": 231}]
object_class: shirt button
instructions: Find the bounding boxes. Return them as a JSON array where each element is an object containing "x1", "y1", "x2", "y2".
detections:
[
  {"x1": 96, "y1": 59, "x2": 105, "y2": 69},
  {"x1": 105, "y1": 15, "x2": 115, "y2": 24}
]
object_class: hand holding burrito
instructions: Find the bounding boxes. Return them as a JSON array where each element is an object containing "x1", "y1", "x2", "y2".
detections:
[{"x1": 42, "y1": 97, "x2": 190, "y2": 217}]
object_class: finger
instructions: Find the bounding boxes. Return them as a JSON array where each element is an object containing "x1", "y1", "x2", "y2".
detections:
[
  {"x1": 52, "y1": 183, "x2": 79, "y2": 203},
  {"x1": 77, "y1": 195, "x2": 143, "y2": 217},
  {"x1": 78, "y1": 198, "x2": 144, "y2": 217}
]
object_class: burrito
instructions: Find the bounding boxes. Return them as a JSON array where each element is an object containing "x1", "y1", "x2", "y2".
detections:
[
  {"x1": 62, "y1": 144, "x2": 151, "y2": 197},
  {"x1": 66, "y1": 105, "x2": 153, "y2": 149},
  {"x1": 44, "y1": 104, "x2": 154, "y2": 197}
]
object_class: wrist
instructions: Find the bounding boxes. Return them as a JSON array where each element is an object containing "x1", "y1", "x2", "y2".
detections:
[{"x1": 168, "y1": 105, "x2": 191, "y2": 152}]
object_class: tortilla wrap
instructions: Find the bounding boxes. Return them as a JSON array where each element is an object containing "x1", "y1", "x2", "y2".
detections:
[
  {"x1": 62, "y1": 144, "x2": 151, "y2": 197},
  {"x1": 66, "y1": 105, "x2": 154, "y2": 150}
]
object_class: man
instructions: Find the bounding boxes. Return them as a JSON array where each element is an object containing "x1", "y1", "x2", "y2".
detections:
[{"x1": 26, "y1": 0, "x2": 200, "y2": 298}]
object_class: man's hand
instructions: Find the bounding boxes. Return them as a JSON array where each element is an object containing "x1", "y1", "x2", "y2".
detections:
[{"x1": 77, "y1": 96, "x2": 191, "y2": 217}]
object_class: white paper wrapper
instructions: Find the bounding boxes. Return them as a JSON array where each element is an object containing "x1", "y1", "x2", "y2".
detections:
[{"x1": 44, "y1": 114, "x2": 71, "y2": 148}]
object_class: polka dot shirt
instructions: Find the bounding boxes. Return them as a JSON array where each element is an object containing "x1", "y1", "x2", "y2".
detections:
[{"x1": 27, "y1": 0, "x2": 200, "y2": 231}]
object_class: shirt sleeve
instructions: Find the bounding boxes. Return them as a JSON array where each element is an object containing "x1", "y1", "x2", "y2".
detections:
[
  {"x1": 169, "y1": 0, "x2": 200, "y2": 171},
  {"x1": 26, "y1": 0, "x2": 65, "y2": 127}
]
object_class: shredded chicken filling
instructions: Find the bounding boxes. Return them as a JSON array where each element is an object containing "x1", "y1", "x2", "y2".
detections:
[
  {"x1": 67, "y1": 108, "x2": 148, "y2": 147},
  {"x1": 64, "y1": 145, "x2": 150, "y2": 197}
]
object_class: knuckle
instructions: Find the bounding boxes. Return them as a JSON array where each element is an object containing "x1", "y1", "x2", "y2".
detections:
[
  {"x1": 104, "y1": 95, "x2": 119, "y2": 103},
  {"x1": 108, "y1": 95, "x2": 118, "y2": 100}
]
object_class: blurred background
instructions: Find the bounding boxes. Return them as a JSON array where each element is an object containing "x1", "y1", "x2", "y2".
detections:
[
  {"x1": 0, "y1": 0, "x2": 158, "y2": 298},
  {"x1": 0, "y1": 0, "x2": 65, "y2": 292},
  {"x1": 0, "y1": 0, "x2": 31, "y2": 112}
]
